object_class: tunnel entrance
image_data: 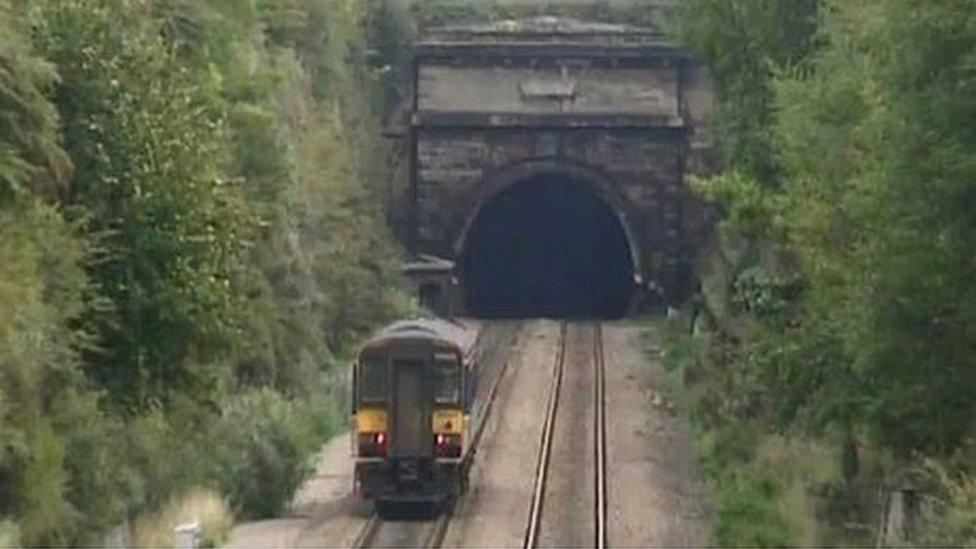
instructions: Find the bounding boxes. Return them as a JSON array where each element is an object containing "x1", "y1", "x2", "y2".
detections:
[{"x1": 461, "y1": 173, "x2": 635, "y2": 319}]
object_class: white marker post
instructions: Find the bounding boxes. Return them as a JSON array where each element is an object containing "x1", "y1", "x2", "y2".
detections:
[{"x1": 173, "y1": 521, "x2": 200, "y2": 549}]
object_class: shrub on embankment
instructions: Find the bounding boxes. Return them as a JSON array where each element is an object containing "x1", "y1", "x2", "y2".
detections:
[
  {"x1": 0, "y1": 0, "x2": 408, "y2": 545},
  {"x1": 660, "y1": 0, "x2": 976, "y2": 546}
]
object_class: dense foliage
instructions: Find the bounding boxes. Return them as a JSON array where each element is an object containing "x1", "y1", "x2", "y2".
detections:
[
  {"x1": 669, "y1": 0, "x2": 976, "y2": 545},
  {"x1": 2, "y1": 0, "x2": 972, "y2": 545},
  {"x1": 0, "y1": 0, "x2": 405, "y2": 545},
  {"x1": 408, "y1": 0, "x2": 671, "y2": 30}
]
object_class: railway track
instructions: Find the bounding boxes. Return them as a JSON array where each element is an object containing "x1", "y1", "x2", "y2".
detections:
[
  {"x1": 524, "y1": 322, "x2": 608, "y2": 548},
  {"x1": 352, "y1": 510, "x2": 450, "y2": 549},
  {"x1": 352, "y1": 321, "x2": 608, "y2": 549}
]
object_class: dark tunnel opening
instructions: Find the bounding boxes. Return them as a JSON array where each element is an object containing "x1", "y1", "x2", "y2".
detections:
[{"x1": 461, "y1": 173, "x2": 635, "y2": 319}]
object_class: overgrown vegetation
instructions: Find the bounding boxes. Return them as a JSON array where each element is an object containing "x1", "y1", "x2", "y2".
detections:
[
  {"x1": 407, "y1": 0, "x2": 672, "y2": 30},
  {"x1": 0, "y1": 0, "x2": 406, "y2": 545},
  {"x1": 2, "y1": 0, "x2": 972, "y2": 545},
  {"x1": 666, "y1": 0, "x2": 976, "y2": 546}
]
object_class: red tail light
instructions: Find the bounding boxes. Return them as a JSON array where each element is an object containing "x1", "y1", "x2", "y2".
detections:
[
  {"x1": 358, "y1": 432, "x2": 387, "y2": 457},
  {"x1": 434, "y1": 433, "x2": 462, "y2": 458}
]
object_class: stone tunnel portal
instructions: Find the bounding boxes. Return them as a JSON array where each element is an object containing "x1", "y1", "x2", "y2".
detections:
[{"x1": 461, "y1": 172, "x2": 636, "y2": 319}]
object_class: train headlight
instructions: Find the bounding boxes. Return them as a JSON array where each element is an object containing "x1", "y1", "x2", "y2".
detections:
[
  {"x1": 434, "y1": 432, "x2": 462, "y2": 458},
  {"x1": 358, "y1": 431, "x2": 387, "y2": 457}
]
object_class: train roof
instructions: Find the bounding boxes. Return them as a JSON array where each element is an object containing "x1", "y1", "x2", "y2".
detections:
[{"x1": 359, "y1": 318, "x2": 477, "y2": 355}]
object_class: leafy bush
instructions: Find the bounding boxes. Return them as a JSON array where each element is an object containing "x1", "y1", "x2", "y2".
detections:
[
  {"x1": 211, "y1": 388, "x2": 340, "y2": 518},
  {"x1": 712, "y1": 465, "x2": 795, "y2": 547},
  {"x1": 915, "y1": 450, "x2": 976, "y2": 547}
]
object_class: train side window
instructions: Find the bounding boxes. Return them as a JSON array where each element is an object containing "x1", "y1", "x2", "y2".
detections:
[
  {"x1": 432, "y1": 352, "x2": 460, "y2": 403},
  {"x1": 359, "y1": 356, "x2": 387, "y2": 402}
]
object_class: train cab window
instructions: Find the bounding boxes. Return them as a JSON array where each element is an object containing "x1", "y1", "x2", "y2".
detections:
[
  {"x1": 419, "y1": 282, "x2": 442, "y2": 312},
  {"x1": 359, "y1": 356, "x2": 387, "y2": 402},
  {"x1": 432, "y1": 352, "x2": 460, "y2": 403}
]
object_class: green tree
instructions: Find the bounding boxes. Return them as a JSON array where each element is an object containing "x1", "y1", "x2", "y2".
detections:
[
  {"x1": 30, "y1": 0, "x2": 255, "y2": 409},
  {"x1": 674, "y1": 0, "x2": 975, "y2": 544},
  {"x1": 0, "y1": 0, "x2": 407, "y2": 543},
  {"x1": 675, "y1": 0, "x2": 818, "y2": 186},
  {"x1": 0, "y1": 6, "x2": 94, "y2": 543},
  {"x1": 149, "y1": 0, "x2": 405, "y2": 394},
  {"x1": 0, "y1": 1, "x2": 71, "y2": 202},
  {"x1": 774, "y1": 0, "x2": 976, "y2": 455}
]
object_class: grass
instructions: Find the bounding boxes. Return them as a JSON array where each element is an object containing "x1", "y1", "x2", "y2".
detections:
[
  {"x1": 914, "y1": 450, "x2": 976, "y2": 547},
  {"x1": 0, "y1": 520, "x2": 20, "y2": 548},
  {"x1": 130, "y1": 487, "x2": 233, "y2": 548},
  {"x1": 637, "y1": 312, "x2": 842, "y2": 547}
]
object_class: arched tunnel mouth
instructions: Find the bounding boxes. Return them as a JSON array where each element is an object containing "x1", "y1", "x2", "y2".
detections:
[{"x1": 461, "y1": 172, "x2": 636, "y2": 319}]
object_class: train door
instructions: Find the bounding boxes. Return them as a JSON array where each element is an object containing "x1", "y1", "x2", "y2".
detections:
[{"x1": 392, "y1": 359, "x2": 430, "y2": 457}]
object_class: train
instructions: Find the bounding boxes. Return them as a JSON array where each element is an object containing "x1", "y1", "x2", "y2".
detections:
[{"x1": 351, "y1": 318, "x2": 489, "y2": 508}]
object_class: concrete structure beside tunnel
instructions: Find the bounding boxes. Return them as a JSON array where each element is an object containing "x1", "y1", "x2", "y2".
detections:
[{"x1": 399, "y1": 16, "x2": 715, "y2": 317}]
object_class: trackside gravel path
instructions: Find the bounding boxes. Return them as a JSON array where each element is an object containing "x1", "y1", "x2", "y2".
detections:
[{"x1": 604, "y1": 323, "x2": 711, "y2": 547}]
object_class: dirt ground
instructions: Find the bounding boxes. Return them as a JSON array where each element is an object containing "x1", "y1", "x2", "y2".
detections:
[{"x1": 603, "y1": 323, "x2": 712, "y2": 547}]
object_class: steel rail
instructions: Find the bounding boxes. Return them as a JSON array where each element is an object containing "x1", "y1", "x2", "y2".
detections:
[
  {"x1": 523, "y1": 322, "x2": 568, "y2": 548},
  {"x1": 425, "y1": 507, "x2": 452, "y2": 548},
  {"x1": 352, "y1": 514, "x2": 381, "y2": 548},
  {"x1": 352, "y1": 509, "x2": 451, "y2": 549},
  {"x1": 594, "y1": 322, "x2": 608, "y2": 549}
]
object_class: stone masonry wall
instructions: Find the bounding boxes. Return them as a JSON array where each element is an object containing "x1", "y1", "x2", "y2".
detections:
[{"x1": 415, "y1": 128, "x2": 701, "y2": 298}]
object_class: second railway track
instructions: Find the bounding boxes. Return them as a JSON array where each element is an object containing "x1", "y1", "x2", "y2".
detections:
[{"x1": 524, "y1": 321, "x2": 609, "y2": 549}]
